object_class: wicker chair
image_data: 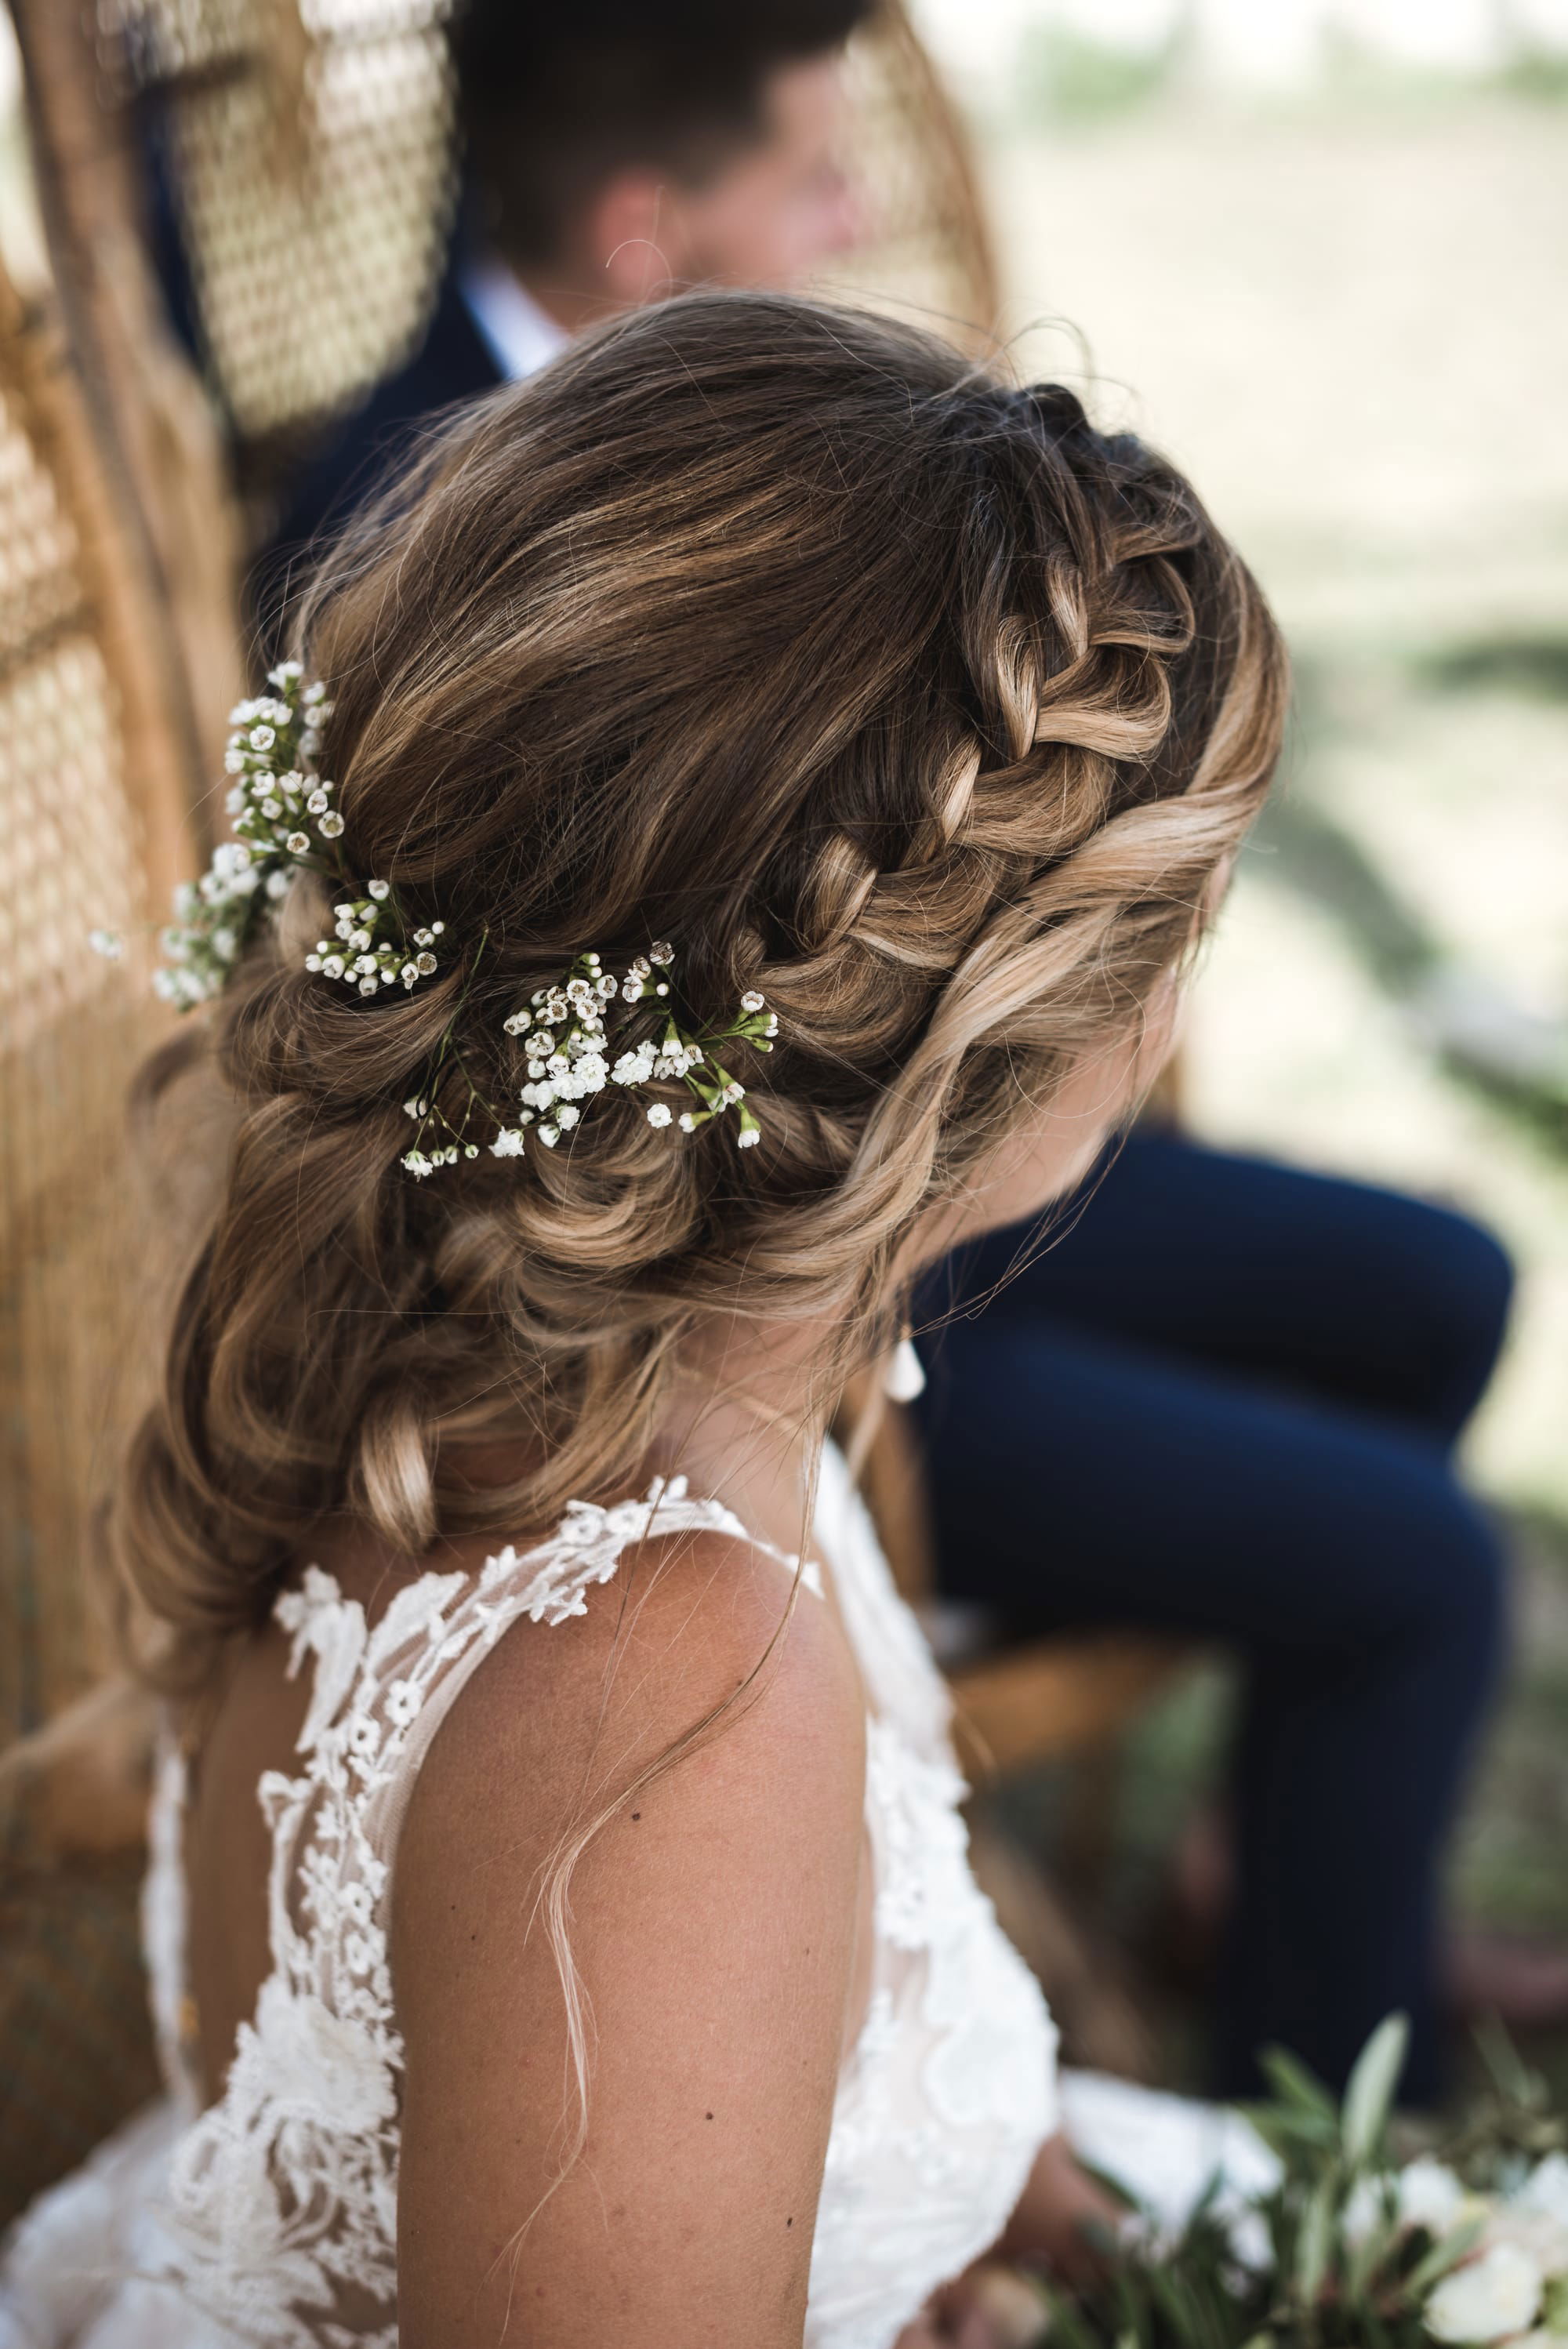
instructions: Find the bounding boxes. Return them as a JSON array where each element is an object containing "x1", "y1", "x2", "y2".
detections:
[{"x1": 0, "y1": 0, "x2": 245, "y2": 2214}]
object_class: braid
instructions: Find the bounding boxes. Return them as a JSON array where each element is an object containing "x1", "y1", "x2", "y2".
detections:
[{"x1": 113, "y1": 291, "x2": 1287, "y2": 1688}]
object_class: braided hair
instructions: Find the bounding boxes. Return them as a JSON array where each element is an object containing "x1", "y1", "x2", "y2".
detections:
[{"x1": 118, "y1": 292, "x2": 1287, "y2": 1685}]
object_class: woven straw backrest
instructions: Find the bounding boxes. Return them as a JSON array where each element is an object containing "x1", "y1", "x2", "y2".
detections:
[
  {"x1": 2, "y1": 0, "x2": 237, "y2": 1745},
  {"x1": 0, "y1": 263, "x2": 178, "y2": 1743},
  {"x1": 102, "y1": 0, "x2": 459, "y2": 462},
  {"x1": 0, "y1": 0, "x2": 244, "y2": 2220}
]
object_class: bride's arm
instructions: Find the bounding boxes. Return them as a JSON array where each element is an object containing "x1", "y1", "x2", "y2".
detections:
[{"x1": 391, "y1": 1530, "x2": 866, "y2": 2348}]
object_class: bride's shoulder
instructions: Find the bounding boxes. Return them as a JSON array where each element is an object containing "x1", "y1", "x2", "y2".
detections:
[
  {"x1": 393, "y1": 1515, "x2": 865, "y2": 1933},
  {"x1": 390, "y1": 1516, "x2": 868, "y2": 2337}
]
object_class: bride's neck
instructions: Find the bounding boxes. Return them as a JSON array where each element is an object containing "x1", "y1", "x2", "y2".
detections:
[
  {"x1": 421, "y1": 1315, "x2": 838, "y2": 1563},
  {"x1": 658, "y1": 1311, "x2": 837, "y2": 1545}
]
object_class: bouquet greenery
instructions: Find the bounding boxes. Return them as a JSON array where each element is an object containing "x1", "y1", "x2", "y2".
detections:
[{"x1": 1036, "y1": 2020, "x2": 1568, "y2": 2349}]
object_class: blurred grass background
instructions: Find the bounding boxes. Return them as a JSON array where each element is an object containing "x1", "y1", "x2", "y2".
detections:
[{"x1": 919, "y1": 2, "x2": 1568, "y2": 2082}]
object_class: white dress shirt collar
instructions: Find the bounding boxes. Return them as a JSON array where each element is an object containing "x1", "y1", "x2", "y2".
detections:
[{"x1": 459, "y1": 255, "x2": 572, "y2": 383}]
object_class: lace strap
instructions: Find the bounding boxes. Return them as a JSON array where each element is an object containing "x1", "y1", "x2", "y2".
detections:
[{"x1": 274, "y1": 1474, "x2": 818, "y2": 1910}]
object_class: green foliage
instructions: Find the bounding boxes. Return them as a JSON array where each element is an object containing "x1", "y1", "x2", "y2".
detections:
[{"x1": 1036, "y1": 2017, "x2": 1566, "y2": 2349}]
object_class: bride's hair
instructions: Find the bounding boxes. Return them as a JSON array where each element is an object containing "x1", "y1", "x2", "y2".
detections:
[{"x1": 118, "y1": 292, "x2": 1287, "y2": 1686}]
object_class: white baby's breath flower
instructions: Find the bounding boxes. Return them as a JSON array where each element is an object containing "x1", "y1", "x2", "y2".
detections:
[
  {"x1": 735, "y1": 1124, "x2": 760, "y2": 1147},
  {"x1": 402, "y1": 1149, "x2": 434, "y2": 1179},
  {"x1": 285, "y1": 832, "x2": 310, "y2": 855},
  {"x1": 490, "y1": 1127, "x2": 525, "y2": 1158},
  {"x1": 249, "y1": 724, "x2": 275, "y2": 751},
  {"x1": 88, "y1": 928, "x2": 123, "y2": 959},
  {"x1": 646, "y1": 1102, "x2": 673, "y2": 1127},
  {"x1": 555, "y1": 1105, "x2": 580, "y2": 1130},
  {"x1": 740, "y1": 990, "x2": 765, "y2": 1012},
  {"x1": 318, "y1": 811, "x2": 345, "y2": 839},
  {"x1": 367, "y1": 879, "x2": 390, "y2": 902},
  {"x1": 538, "y1": 1123, "x2": 561, "y2": 1148},
  {"x1": 1426, "y1": 2242, "x2": 1543, "y2": 2343}
]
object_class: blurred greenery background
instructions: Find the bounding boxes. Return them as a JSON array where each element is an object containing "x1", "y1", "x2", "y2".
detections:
[{"x1": 913, "y1": 0, "x2": 1568, "y2": 2081}]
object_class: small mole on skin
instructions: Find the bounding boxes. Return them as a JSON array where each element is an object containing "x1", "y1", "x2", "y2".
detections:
[
  {"x1": 786, "y1": 2216, "x2": 793, "y2": 2229},
  {"x1": 706, "y1": 2111, "x2": 713, "y2": 2121},
  {"x1": 631, "y1": 1811, "x2": 641, "y2": 1821}
]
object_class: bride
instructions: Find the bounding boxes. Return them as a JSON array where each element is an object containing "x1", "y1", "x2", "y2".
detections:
[{"x1": 0, "y1": 291, "x2": 1287, "y2": 2348}]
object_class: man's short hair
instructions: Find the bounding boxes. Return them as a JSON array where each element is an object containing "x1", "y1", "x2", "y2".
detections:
[{"x1": 452, "y1": 0, "x2": 875, "y2": 268}]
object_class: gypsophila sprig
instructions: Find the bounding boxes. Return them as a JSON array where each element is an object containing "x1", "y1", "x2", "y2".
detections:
[
  {"x1": 96, "y1": 670, "x2": 779, "y2": 1182},
  {"x1": 400, "y1": 942, "x2": 778, "y2": 1177},
  {"x1": 138, "y1": 665, "x2": 443, "y2": 1008}
]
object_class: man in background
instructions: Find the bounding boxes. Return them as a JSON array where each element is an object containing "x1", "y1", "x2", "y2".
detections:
[{"x1": 261, "y1": 0, "x2": 868, "y2": 602}]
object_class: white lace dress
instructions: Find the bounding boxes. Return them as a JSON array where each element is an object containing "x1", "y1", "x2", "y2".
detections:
[{"x1": 0, "y1": 1445, "x2": 1062, "y2": 2349}]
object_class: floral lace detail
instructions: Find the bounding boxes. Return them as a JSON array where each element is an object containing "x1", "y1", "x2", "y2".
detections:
[
  {"x1": 114, "y1": 1451, "x2": 1054, "y2": 2349},
  {"x1": 804, "y1": 1447, "x2": 1058, "y2": 2348},
  {"x1": 154, "y1": 1477, "x2": 768, "y2": 2347}
]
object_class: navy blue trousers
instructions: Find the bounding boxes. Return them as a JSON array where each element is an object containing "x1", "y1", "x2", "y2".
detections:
[{"x1": 914, "y1": 1130, "x2": 1513, "y2": 2103}]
